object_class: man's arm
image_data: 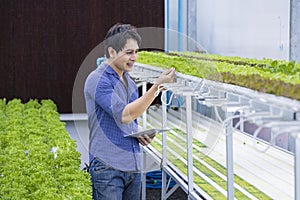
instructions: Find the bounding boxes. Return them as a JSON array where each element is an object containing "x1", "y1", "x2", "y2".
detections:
[{"x1": 121, "y1": 68, "x2": 176, "y2": 124}]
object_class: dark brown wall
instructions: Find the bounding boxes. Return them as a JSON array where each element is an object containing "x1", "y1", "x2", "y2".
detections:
[{"x1": 0, "y1": 0, "x2": 164, "y2": 113}]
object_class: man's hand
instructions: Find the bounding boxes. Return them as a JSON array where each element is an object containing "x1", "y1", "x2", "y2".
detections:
[
  {"x1": 138, "y1": 133, "x2": 156, "y2": 146},
  {"x1": 155, "y1": 68, "x2": 176, "y2": 85}
]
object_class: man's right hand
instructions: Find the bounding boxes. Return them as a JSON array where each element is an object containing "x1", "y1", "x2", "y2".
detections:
[{"x1": 155, "y1": 68, "x2": 176, "y2": 85}]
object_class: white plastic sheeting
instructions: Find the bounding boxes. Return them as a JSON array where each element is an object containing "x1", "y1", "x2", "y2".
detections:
[{"x1": 166, "y1": 0, "x2": 291, "y2": 60}]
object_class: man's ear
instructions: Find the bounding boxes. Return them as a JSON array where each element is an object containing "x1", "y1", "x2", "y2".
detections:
[{"x1": 108, "y1": 47, "x2": 117, "y2": 58}]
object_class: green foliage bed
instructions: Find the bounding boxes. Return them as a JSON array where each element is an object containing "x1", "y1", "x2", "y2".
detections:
[
  {"x1": 0, "y1": 99, "x2": 92, "y2": 200},
  {"x1": 137, "y1": 51, "x2": 300, "y2": 101}
]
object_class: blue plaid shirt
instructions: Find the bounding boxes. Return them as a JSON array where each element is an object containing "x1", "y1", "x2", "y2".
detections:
[{"x1": 84, "y1": 63, "x2": 141, "y2": 171}]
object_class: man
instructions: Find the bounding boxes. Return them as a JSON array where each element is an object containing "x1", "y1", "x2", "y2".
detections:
[{"x1": 84, "y1": 23, "x2": 176, "y2": 200}]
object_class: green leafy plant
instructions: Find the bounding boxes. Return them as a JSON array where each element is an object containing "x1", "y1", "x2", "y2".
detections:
[
  {"x1": 0, "y1": 99, "x2": 92, "y2": 200},
  {"x1": 137, "y1": 51, "x2": 300, "y2": 101}
]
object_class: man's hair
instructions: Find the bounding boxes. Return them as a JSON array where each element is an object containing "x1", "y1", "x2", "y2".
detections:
[{"x1": 104, "y1": 23, "x2": 141, "y2": 58}]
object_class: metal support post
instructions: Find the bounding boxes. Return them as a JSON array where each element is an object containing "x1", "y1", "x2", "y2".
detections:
[
  {"x1": 187, "y1": 0, "x2": 197, "y2": 51},
  {"x1": 289, "y1": 0, "x2": 300, "y2": 62},
  {"x1": 295, "y1": 133, "x2": 300, "y2": 200},
  {"x1": 225, "y1": 111, "x2": 234, "y2": 200},
  {"x1": 161, "y1": 93, "x2": 168, "y2": 200},
  {"x1": 141, "y1": 148, "x2": 147, "y2": 200},
  {"x1": 186, "y1": 94, "x2": 194, "y2": 199},
  {"x1": 141, "y1": 81, "x2": 148, "y2": 200}
]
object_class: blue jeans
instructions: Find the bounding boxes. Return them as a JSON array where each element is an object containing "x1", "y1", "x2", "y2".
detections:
[{"x1": 89, "y1": 158, "x2": 141, "y2": 200}]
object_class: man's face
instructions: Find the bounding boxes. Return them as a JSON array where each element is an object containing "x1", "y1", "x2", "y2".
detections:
[{"x1": 110, "y1": 38, "x2": 139, "y2": 74}]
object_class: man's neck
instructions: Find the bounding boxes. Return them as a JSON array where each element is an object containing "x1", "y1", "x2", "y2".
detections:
[{"x1": 107, "y1": 59, "x2": 123, "y2": 77}]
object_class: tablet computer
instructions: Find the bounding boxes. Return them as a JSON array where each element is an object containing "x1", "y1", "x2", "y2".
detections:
[{"x1": 125, "y1": 129, "x2": 169, "y2": 138}]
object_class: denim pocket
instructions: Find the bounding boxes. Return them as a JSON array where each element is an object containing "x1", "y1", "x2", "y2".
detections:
[{"x1": 91, "y1": 158, "x2": 110, "y2": 173}]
